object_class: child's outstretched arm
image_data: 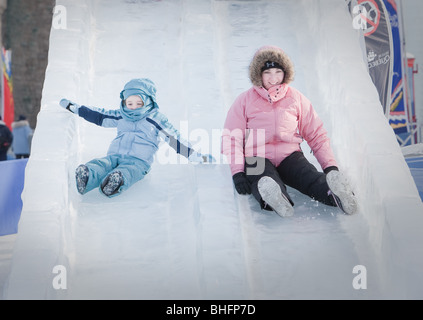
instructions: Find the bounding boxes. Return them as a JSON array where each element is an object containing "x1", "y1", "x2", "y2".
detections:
[
  {"x1": 59, "y1": 98, "x2": 121, "y2": 128},
  {"x1": 147, "y1": 112, "x2": 215, "y2": 164}
]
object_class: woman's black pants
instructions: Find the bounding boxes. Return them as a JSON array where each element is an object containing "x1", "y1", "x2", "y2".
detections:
[{"x1": 245, "y1": 151, "x2": 336, "y2": 210}]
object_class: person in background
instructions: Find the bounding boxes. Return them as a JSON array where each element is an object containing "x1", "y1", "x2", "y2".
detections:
[
  {"x1": 0, "y1": 115, "x2": 13, "y2": 161},
  {"x1": 12, "y1": 115, "x2": 33, "y2": 159}
]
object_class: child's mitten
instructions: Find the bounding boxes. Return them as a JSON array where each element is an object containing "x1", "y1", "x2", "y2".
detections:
[
  {"x1": 188, "y1": 152, "x2": 205, "y2": 164},
  {"x1": 188, "y1": 152, "x2": 216, "y2": 164},
  {"x1": 201, "y1": 154, "x2": 216, "y2": 163},
  {"x1": 60, "y1": 98, "x2": 79, "y2": 114}
]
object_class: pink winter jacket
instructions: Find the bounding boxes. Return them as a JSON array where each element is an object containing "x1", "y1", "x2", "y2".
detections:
[{"x1": 222, "y1": 84, "x2": 338, "y2": 175}]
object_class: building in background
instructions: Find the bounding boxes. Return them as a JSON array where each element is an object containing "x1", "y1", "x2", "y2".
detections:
[{"x1": 401, "y1": 0, "x2": 423, "y2": 146}]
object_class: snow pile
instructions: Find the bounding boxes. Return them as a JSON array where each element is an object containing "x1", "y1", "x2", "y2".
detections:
[
  {"x1": 402, "y1": 143, "x2": 423, "y2": 157},
  {"x1": 4, "y1": 0, "x2": 423, "y2": 299}
]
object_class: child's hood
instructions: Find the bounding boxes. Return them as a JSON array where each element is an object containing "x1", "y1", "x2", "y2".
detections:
[
  {"x1": 120, "y1": 78, "x2": 159, "y2": 109},
  {"x1": 119, "y1": 78, "x2": 159, "y2": 121}
]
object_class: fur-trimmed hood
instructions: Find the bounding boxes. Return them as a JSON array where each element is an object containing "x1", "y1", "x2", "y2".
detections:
[{"x1": 249, "y1": 45, "x2": 295, "y2": 87}]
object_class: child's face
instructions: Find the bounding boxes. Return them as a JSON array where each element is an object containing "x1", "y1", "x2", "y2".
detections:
[
  {"x1": 125, "y1": 95, "x2": 144, "y2": 110},
  {"x1": 262, "y1": 68, "x2": 284, "y2": 90}
]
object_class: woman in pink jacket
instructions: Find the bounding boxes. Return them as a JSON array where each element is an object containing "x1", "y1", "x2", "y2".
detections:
[{"x1": 222, "y1": 45, "x2": 357, "y2": 217}]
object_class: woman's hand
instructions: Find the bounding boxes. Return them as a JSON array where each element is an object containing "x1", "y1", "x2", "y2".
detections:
[{"x1": 232, "y1": 172, "x2": 251, "y2": 195}]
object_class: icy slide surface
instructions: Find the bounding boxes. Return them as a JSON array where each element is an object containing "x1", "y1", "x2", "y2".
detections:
[{"x1": 5, "y1": 0, "x2": 423, "y2": 299}]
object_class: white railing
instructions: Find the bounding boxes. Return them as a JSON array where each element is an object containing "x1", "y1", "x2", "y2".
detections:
[{"x1": 397, "y1": 122, "x2": 422, "y2": 146}]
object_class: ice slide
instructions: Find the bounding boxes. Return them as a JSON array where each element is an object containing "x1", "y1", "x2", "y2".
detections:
[{"x1": 4, "y1": 0, "x2": 423, "y2": 299}]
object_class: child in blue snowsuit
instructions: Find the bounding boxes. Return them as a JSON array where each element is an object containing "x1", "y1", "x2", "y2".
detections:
[{"x1": 60, "y1": 78, "x2": 213, "y2": 197}]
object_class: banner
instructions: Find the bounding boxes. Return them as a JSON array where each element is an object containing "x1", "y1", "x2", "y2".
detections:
[
  {"x1": 383, "y1": 0, "x2": 408, "y2": 135},
  {"x1": 1, "y1": 47, "x2": 14, "y2": 130},
  {"x1": 348, "y1": 0, "x2": 415, "y2": 141},
  {"x1": 357, "y1": 0, "x2": 393, "y2": 115}
]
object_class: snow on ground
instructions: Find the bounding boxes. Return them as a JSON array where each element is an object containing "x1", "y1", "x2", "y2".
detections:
[
  {"x1": 3, "y1": 0, "x2": 423, "y2": 299},
  {"x1": 402, "y1": 143, "x2": 423, "y2": 157}
]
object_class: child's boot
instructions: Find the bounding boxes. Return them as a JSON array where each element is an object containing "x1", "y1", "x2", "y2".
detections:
[
  {"x1": 326, "y1": 170, "x2": 357, "y2": 215},
  {"x1": 258, "y1": 176, "x2": 294, "y2": 217},
  {"x1": 102, "y1": 171, "x2": 123, "y2": 196},
  {"x1": 75, "y1": 164, "x2": 89, "y2": 194}
]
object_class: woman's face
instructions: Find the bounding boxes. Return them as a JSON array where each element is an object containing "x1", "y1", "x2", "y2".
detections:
[
  {"x1": 261, "y1": 68, "x2": 284, "y2": 90},
  {"x1": 125, "y1": 95, "x2": 144, "y2": 110}
]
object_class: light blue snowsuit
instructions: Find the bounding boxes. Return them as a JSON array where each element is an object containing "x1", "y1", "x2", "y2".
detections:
[{"x1": 70, "y1": 78, "x2": 198, "y2": 197}]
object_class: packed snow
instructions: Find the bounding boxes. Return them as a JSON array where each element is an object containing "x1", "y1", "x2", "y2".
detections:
[{"x1": 3, "y1": 0, "x2": 423, "y2": 299}]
